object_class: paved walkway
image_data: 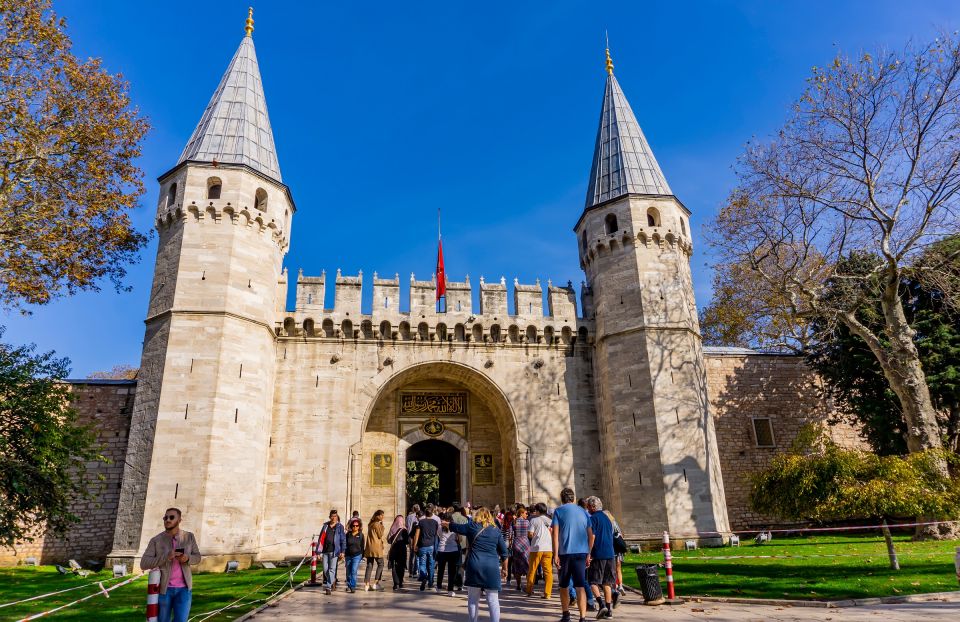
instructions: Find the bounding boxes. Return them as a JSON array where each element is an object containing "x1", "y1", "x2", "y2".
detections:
[{"x1": 248, "y1": 585, "x2": 960, "y2": 621}]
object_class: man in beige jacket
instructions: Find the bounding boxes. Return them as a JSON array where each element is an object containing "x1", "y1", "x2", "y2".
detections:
[{"x1": 140, "y1": 507, "x2": 202, "y2": 622}]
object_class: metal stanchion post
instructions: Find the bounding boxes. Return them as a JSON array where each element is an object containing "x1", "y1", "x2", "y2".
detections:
[
  {"x1": 309, "y1": 534, "x2": 319, "y2": 586},
  {"x1": 146, "y1": 568, "x2": 161, "y2": 622},
  {"x1": 661, "y1": 531, "x2": 683, "y2": 604}
]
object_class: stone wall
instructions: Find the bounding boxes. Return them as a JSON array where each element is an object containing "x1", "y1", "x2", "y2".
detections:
[
  {"x1": 703, "y1": 349, "x2": 866, "y2": 530},
  {"x1": 1, "y1": 380, "x2": 134, "y2": 566}
]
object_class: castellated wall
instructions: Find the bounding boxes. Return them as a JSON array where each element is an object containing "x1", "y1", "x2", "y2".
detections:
[
  {"x1": 1, "y1": 381, "x2": 134, "y2": 566},
  {"x1": 703, "y1": 349, "x2": 867, "y2": 530},
  {"x1": 262, "y1": 271, "x2": 601, "y2": 558}
]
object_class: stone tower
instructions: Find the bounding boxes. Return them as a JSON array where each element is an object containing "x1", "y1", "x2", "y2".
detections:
[
  {"x1": 109, "y1": 13, "x2": 294, "y2": 568},
  {"x1": 576, "y1": 50, "x2": 729, "y2": 537}
]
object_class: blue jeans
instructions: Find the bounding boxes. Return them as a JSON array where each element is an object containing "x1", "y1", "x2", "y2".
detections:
[
  {"x1": 158, "y1": 586, "x2": 192, "y2": 622},
  {"x1": 322, "y1": 552, "x2": 339, "y2": 588},
  {"x1": 568, "y1": 584, "x2": 596, "y2": 606},
  {"x1": 345, "y1": 554, "x2": 363, "y2": 590},
  {"x1": 417, "y1": 548, "x2": 435, "y2": 586}
]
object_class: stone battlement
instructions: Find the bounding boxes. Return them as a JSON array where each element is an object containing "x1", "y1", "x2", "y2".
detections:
[
  {"x1": 581, "y1": 225, "x2": 692, "y2": 268},
  {"x1": 279, "y1": 270, "x2": 589, "y2": 346}
]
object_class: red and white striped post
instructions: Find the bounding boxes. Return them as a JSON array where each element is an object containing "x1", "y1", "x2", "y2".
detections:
[
  {"x1": 309, "y1": 535, "x2": 319, "y2": 585},
  {"x1": 146, "y1": 568, "x2": 161, "y2": 622},
  {"x1": 662, "y1": 531, "x2": 676, "y2": 600}
]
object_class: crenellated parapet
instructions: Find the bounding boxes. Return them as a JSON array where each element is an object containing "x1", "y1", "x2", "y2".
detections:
[
  {"x1": 580, "y1": 225, "x2": 692, "y2": 268},
  {"x1": 278, "y1": 271, "x2": 592, "y2": 350},
  {"x1": 155, "y1": 163, "x2": 293, "y2": 253}
]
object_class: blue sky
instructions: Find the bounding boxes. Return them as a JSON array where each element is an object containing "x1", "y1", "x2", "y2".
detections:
[{"x1": 6, "y1": 1, "x2": 957, "y2": 377}]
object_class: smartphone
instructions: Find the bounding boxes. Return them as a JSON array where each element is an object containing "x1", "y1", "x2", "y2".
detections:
[{"x1": 175, "y1": 548, "x2": 185, "y2": 554}]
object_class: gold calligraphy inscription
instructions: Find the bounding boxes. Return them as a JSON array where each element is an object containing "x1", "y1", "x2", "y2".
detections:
[
  {"x1": 399, "y1": 392, "x2": 466, "y2": 416},
  {"x1": 371, "y1": 453, "x2": 393, "y2": 487},
  {"x1": 472, "y1": 453, "x2": 495, "y2": 486}
]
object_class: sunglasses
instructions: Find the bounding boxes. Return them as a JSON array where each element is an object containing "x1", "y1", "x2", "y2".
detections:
[{"x1": 163, "y1": 515, "x2": 178, "y2": 521}]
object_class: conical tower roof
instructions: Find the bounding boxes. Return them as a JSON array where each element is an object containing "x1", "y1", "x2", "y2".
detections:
[
  {"x1": 585, "y1": 53, "x2": 670, "y2": 208},
  {"x1": 177, "y1": 31, "x2": 282, "y2": 182}
]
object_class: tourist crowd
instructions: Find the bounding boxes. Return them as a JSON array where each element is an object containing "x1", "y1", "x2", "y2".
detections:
[{"x1": 316, "y1": 488, "x2": 628, "y2": 622}]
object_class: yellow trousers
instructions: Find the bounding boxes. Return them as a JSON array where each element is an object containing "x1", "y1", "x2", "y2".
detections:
[{"x1": 526, "y1": 551, "x2": 553, "y2": 597}]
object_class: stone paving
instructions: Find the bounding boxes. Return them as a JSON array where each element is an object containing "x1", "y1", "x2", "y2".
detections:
[{"x1": 247, "y1": 583, "x2": 960, "y2": 621}]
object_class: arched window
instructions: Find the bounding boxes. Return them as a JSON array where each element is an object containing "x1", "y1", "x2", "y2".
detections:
[
  {"x1": 604, "y1": 213, "x2": 618, "y2": 234},
  {"x1": 207, "y1": 177, "x2": 222, "y2": 200},
  {"x1": 454, "y1": 324, "x2": 466, "y2": 342},
  {"x1": 341, "y1": 319, "x2": 353, "y2": 339},
  {"x1": 303, "y1": 319, "x2": 315, "y2": 337},
  {"x1": 380, "y1": 321, "x2": 392, "y2": 339},
  {"x1": 544, "y1": 326, "x2": 555, "y2": 345},
  {"x1": 167, "y1": 183, "x2": 177, "y2": 208},
  {"x1": 399, "y1": 321, "x2": 412, "y2": 340},
  {"x1": 508, "y1": 325, "x2": 520, "y2": 343},
  {"x1": 526, "y1": 325, "x2": 538, "y2": 343},
  {"x1": 436, "y1": 323, "x2": 448, "y2": 341},
  {"x1": 647, "y1": 207, "x2": 661, "y2": 227},
  {"x1": 561, "y1": 326, "x2": 573, "y2": 344},
  {"x1": 418, "y1": 322, "x2": 430, "y2": 341},
  {"x1": 255, "y1": 188, "x2": 268, "y2": 211},
  {"x1": 490, "y1": 324, "x2": 501, "y2": 343},
  {"x1": 472, "y1": 324, "x2": 483, "y2": 342},
  {"x1": 283, "y1": 317, "x2": 296, "y2": 336},
  {"x1": 680, "y1": 218, "x2": 687, "y2": 236},
  {"x1": 581, "y1": 231, "x2": 588, "y2": 253},
  {"x1": 360, "y1": 320, "x2": 373, "y2": 339},
  {"x1": 322, "y1": 318, "x2": 334, "y2": 337}
]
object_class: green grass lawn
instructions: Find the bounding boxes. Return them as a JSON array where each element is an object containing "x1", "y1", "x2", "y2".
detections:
[
  {"x1": 0, "y1": 563, "x2": 308, "y2": 621},
  {"x1": 622, "y1": 534, "x2": 960, "y2": 601}
]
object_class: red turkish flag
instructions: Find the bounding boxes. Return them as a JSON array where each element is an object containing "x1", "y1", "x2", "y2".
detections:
[{"x1": 436, "y1": 239, "x2": 447, "y2": 301}]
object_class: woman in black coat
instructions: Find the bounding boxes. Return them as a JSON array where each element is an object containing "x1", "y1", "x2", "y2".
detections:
[
  {"x1": 386, "y1": 514, "x2": 409, "y2": 590},
  {"x1": 446, "y1": 507, "x2": 509, "y2": 622}
]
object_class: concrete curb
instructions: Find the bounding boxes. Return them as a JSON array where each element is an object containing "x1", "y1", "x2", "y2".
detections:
[
  {"x1": 234, "y1": 580, "x2": 307, "y2": 621},
  {"x1": 623, "y1": 585, "x2": 960, "y2": 608}
]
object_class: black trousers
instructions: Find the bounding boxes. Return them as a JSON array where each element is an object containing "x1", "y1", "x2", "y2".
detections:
[{"x1": 435, "y1": 551, "x2": 460, "y2": 591}]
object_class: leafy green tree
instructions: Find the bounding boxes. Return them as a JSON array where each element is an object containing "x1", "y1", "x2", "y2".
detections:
[
  {"x1": 0, "y1": 332, "x2": 104, "y2": 548},
  {"x1": 750, "y1": 427, "x2": 960, "y2": 523},
  {"x1": 406, "y1": 461, "x2": 439, "y2": 508},
  {"x1": 0, "y1": 0, "x2": 149, "y2": 311}
]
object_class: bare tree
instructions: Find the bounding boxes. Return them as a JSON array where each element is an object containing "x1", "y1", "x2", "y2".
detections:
[{"x1": 709, "y1": 35, "x2": 960, "y2": 464}]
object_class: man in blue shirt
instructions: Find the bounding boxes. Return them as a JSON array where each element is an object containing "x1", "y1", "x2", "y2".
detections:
[
  {"x1": 586, "y1": 496, "x2": 616, "y2": 618},
  {"x1": 552, "y1": 488, "x2": 593, "y2": 622}
]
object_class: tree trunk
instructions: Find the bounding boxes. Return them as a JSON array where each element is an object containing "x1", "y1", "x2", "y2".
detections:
[{"x1": 876, "y1": 278, "x2": 944, "y2": 455}]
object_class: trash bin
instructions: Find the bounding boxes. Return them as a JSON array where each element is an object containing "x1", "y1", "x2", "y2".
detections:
[{"x1": 635, "y1": 564, "x2": 665, "y2": 604}]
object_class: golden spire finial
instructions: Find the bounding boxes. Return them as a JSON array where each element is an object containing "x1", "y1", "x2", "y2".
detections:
[
  {"x1": 245, "y1": 7, "x2": 254, "y2": 37},
  {"x1": 605, "y1": 47, "x2": 614, "y2": 76}
]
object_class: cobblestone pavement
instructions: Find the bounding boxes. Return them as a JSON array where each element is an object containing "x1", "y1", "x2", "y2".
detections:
[{"x1": 247, "y1": 583, "x2": 960, "y2": 621}]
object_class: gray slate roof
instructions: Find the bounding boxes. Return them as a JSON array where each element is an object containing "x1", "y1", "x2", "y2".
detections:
[
  {"x1": 178, "y1": 35, "x2": 282, "y2": 182},
  {"x1": 585, "y1": 73, "x2": 671, "y2": 208}
]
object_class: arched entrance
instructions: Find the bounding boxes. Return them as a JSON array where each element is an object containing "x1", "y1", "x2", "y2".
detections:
[
  {"x1": 352, "y1": 361, "x2": 527, "y2": 519},
  {"x1": 406, "y1": 439, "x2": 460, "y2": 508}
]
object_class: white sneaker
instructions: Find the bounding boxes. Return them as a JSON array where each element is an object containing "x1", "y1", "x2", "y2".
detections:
[{"x1": 448, "y1": 591, "x2": 455, "y2": 597}]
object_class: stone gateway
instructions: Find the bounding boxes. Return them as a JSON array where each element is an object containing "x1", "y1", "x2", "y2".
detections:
[{"x1": 1, "y1": 16, "x2": 866, "y2": 569}]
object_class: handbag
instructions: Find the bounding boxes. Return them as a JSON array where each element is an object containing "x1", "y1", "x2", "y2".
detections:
[{"x1": 613, "y1": 532, "x2": 628, "y2": 555}]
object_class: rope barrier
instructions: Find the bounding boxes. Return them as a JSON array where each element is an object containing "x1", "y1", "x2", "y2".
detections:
[
  {"x1": 0, "y1": 572, "x2": 133, "y2": 609},
  {"x1": 627, "y1": 519, "x2": 960, "y2": 541},
  {"x1": 643, "y1": 550, "x2": 956, "y2": 561},
  {"x1": 187, "y1": 555, "x2": 309, "y2": 622},
  {"x1": 13, "y1": 572, "x2": 146, "y2": 622}
]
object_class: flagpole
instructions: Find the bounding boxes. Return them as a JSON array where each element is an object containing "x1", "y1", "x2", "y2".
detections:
[{"x1": 437, "y1": 208, "x2": 443, "y2": 313}]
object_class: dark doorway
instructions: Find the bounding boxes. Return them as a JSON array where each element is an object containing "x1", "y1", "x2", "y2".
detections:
[{"x1": 406, "y1": 440, "x2": 460, "y2": 509}]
